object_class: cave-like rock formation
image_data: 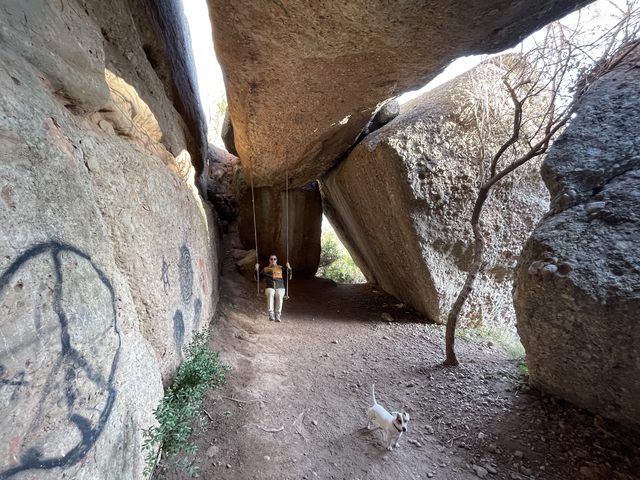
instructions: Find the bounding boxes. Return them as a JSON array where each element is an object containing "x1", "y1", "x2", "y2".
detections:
[
  {"x1": 237, "y1": 183, "x2": 323, "y2": 275},
  {"x1": 322, "y1": 58, "x2": 548, "y2": 325},
  {"x1": 514, "y1": 45, "x2": 640, "y2": 428},
  {"x1": 209, "y1": 0, "x2": 594, "y2": 188},
  {"x1": 0, "y1": 1, "x2": 217, "y2": 478}
]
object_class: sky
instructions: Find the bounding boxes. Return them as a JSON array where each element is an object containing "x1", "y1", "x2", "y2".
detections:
[
  {"x1": 181, "y1": 0, "x2": 635, "y2": 133},
  {"x1": 397, "y1": 0, "x2": 636, "y2": 103}
]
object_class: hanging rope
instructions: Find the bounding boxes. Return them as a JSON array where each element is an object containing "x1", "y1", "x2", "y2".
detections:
[
  {"x1": 249, "y1": 159, "x2": 260, "y2": 297},
  {"x1": 284, "y1": 154, "x2": 290, "y2": 300}
]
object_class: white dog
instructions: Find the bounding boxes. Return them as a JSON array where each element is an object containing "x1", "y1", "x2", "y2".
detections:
[{"x1": 366, "y1": 384, "x2": 410, "y2": 450}]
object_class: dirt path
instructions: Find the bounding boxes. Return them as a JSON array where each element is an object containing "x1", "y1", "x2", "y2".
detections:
[{"x1": 165, "y1": 246, "x2": 640, "y2": 480}]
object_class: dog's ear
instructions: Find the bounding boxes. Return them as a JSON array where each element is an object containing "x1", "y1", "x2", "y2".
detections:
[
  {"x1": 395, "y1": 413, "x2": 403, "y2": 422},
  {"x1": 403, "y1": 412, "x2": 410, "y2": 422}
]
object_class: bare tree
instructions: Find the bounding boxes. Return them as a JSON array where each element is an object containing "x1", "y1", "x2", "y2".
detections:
[{"x1": 444, "y1": 2, "x2": 640, "y2": 366}]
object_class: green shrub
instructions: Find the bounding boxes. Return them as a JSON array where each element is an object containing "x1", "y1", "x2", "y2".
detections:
[
  {"x1": 143, "y1": 331, "x2": 226, "y2": 478},
  {"x1": 318, "y1": 230, "x2": 342, "y2": 269},
  {"x1": 317, "y1": 230, "x2": 366, "y2": 284}
]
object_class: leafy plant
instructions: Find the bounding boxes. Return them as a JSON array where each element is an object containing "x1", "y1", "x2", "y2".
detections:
[
  {"x1": 317, "y1": 230, "x2": 366, "y2": 284},
  {"x1": 143, "y1": 331, "x2": 226, "y2": 478},
  {"x1": 516, "y1": 360, "x2": 531, "y2": 392},
  {"x1": 318, "y1": 231, "x2": 342, "y2": 269}
]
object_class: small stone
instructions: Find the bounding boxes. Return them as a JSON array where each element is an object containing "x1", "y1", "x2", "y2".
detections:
[
  {"x1": 540, "y1": 264, "x2": 558, "y2": 281},
  {"x1": 472, "y1": 465, "x2": 488, "y2": 478},
  {"x1": 263, "y1": 455, "x2": 270, "y2": 461},
  {"x1": 382, "y1": 335, "x2": 390, "y2": 340},
  {"x1": 427, "y1": 473, "x2": 435, "y2": 478},
  {"x1": 484, "y1": 464, "x2": 497, "y2": 474},
  {"x1": 556, "y1": 262, "x2": 572, "y2": 277},
  {"x1": 579, "y1": 466, "x2": 594, "y2": 478},
  {"x1": 381, "y1": 312, "x2": 394, "y2": 322},
  {"x1": 425, "y1": 425, "x2": 435, "y2": 435},
  {"x1": 331, "y1": 339, "x2": 338, "y2": 344},
  {"x1": 97, "y1": 119, "x2": 115, "y2": 135},
  {"x1": 514, "y1": 450, "x2": 524, "y2": 459},
  {"x1": 226, "y1": 464, "x2": 231, "y2": 469},
  {"x1": 408, "y1": 439, "x2": 422, "y2": 447},
  {"x1": 586, "y1": 201, "x2": 606, "y2": 215},
  {"x1": 206, "y1": 445, "x2": 219, "y2": 458},
  {"x1": 477, "y1": 432, "x2": 486, "y2": 440},
  {"x1": 520, "y1": 466, "x2": 532, "y2": 476},
  {"x1": 312, "y1": 420, "x2": 318, "y2": 426},
  {"x1": 527, "y1": 260, "x2": 544, "y2": 275}
]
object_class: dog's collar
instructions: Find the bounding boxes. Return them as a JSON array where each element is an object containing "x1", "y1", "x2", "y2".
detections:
[{"x1": 393, "y1": 422, "x2": 403, "y2": 433}]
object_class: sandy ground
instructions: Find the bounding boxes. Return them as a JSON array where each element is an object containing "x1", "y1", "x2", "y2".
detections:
[{"x1": 162, "y1": 248, "x2": 640, "y2": 480}]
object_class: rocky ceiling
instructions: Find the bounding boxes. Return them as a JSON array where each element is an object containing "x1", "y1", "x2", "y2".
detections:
[{"x1": 208, "y1": 0, "x2": 594, "y2": 188}]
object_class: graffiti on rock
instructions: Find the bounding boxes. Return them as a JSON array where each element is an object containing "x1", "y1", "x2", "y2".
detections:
[
  {"x1": 161, "y1": 257, "x2": 170, "y2": 293},
  {"x1": 0, "y1": 241, "x2": 121, "y2": 479},
  {"x1": 173, "y1": 310, "x2": 184, "y2": 352},
  {"x1": 178, "y1": 245, "x2": 193, "y2": 305},
  {"x1": 171, "y1": 245, "x2": 205, "y2": 354},
  {"x1": 193, "y1": 298, "x2": 202, "y2": 332}
]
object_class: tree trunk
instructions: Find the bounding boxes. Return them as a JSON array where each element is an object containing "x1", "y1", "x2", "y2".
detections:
[{"x1": 444, "y1": 187, "x2": 489, "y2": 366}]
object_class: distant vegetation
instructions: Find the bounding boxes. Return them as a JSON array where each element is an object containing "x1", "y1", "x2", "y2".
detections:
[{"x1": 317, "y1": 230, "x2": 366, "y2": 284}]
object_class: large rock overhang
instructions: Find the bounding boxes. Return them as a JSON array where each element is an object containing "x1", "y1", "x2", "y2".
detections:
[{"x1": 208, "y1": 0, "x2": 595, "y2": 188}]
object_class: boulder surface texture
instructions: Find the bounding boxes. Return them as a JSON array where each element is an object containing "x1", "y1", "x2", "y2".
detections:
[
  {"x1": 209, "y1": 0, "x2": 593, "y2": 188},
  {"x1": 322, "y1": 58, "x2": 548, "y2": 325},
  {"x1": 0, "y1": 1, "x2": 218, "y2": 479},
  {"x1": 514, "y1": 46, "x2": 640, "y2": 428}
]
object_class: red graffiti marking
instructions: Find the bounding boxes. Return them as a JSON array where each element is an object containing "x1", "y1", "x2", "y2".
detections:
[
  {"x1": 8, "y1": 436, "x2": 23, "y2": 466},
  {"x1": 197, "y1": 258, "x2": 208, "y2": 294}
]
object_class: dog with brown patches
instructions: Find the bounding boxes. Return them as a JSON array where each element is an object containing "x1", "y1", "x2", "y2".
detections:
[{"x1": 366, "y1": 384, "x2": 409, "y2": 450}]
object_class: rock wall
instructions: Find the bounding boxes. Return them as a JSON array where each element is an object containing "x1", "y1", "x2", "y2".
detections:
[
  {"x1": 0, "y1": 1, "x2": 218, "y2": 479},
  {"x1": 322, "y1": 59, "x2": 548, "y2": 325},
  {"x1": 209, "y1": 0, "x2": 594, "y2": 188},
  {"x1": 237, "y1": 182, "x2": 322, "y2": 275},
  {"x1": 514, "y1": 46, "x2": 640, "y2": 428}
]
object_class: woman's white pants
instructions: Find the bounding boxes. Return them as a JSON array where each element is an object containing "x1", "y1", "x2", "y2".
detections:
[{"x1": 265, "y1": 287, "x2": 285, "y2": 315}]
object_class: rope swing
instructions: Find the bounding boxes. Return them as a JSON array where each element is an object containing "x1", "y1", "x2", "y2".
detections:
[
  {"x1": 284, "y1": 154, "x2": 290, "y2": 300},
  {"x1": 249, "y1": 154, "x2": 291, "y2": 299},
  {"x1": 249, "y1": 157, "x2": 260, "y2": 297}
]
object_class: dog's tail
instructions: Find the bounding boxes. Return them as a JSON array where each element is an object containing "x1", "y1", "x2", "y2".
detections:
[{"x1": 371, "y1": 383, "x2": 377, "y2": 405}]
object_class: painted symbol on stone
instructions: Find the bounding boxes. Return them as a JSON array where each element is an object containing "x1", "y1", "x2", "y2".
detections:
[
  {"x1": 193, "y1": 298, "x2": 202, "y2": 332},
  {"x1": 161, "y1": 257, "x2": 170, "y2": 293},
  {"x1": 173, "y1": 310, "x2": 184, "y2": 353},
  {"x1": 0, "y1": 241, "x2": 120, "y2": 479},
  {"x1": 178, "y1": 245, "x2": 193, "y2": 305},
  {"x1": 197, "y1": 257, "x2": 208, "y2": 295}
]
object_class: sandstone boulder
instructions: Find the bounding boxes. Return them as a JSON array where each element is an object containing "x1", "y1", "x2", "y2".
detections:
[
  {"x1": 321, "y1": 58, "x2": 548, "y2": 325},
  {"x1": 514, "y1": 46, "x2": 640, "y2": 428},
  {"x1": 0, "y1": 1, "x2": 218, "y2": 478},
  {"x1": 367, "y1": 99, "x2": 401, "y2": 134},
  {"x1": 207, "y1": 145, "x2": 241, "y2": 226},
  {"x1": 209, "y1": 0, "x2": 593, "y2": 187}
]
